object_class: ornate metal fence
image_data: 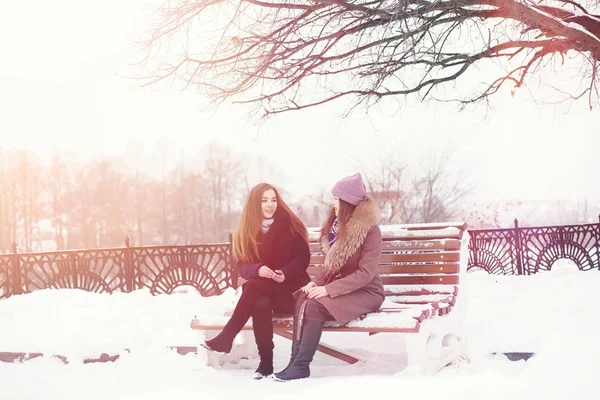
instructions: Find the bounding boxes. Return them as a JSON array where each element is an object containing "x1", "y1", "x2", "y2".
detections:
[
  {"x1": 468, "y1": 219, "x2": 600, "y2": 274},
  {"x1": 2, "y1": 219, "x2": 600, "y2": 299},
  {"x1": 0, "y1": 237, "x2": 235, "y2": 300}
]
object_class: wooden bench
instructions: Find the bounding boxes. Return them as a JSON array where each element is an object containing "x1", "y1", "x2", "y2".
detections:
[{"x1": 191, "y1": 222, "x2": 470, "y2": 373}]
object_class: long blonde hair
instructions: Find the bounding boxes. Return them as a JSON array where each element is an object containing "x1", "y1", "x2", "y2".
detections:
[{"x1": 233, "y1": 183, "x2": 308, "y2": 263}]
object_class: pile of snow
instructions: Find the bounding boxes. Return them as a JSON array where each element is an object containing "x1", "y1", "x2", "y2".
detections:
[{"x1": 0, "y1": 267, "x2": 598, "y2": 400}]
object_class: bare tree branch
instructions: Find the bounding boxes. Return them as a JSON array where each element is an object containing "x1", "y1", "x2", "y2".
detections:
[{"x1": 139, "y1": 0, "x2": 600, "y2": 115}]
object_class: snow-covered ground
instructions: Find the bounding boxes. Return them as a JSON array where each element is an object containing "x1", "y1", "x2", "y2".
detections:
[{"x1": 1, "y1": 262, "x2": 598, "y2": 400}]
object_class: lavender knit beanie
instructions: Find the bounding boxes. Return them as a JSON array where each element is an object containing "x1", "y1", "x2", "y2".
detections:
[{"x1": 331, "y1": 173, "x2": 367, "y2": 206}]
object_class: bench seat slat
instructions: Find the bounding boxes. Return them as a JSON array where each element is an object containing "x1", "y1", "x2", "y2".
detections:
[
  {"x1": 384, "y1": 284, "x2": 457, "y2": 296},
  {"x1": 381, "y1": 275, "x2": 459, "y2": 285},
  {"x1": 191, "y1": 300, "x2": 454, "y2": 333},
  {"x1": 387, "y1": 294, "x2": 455, "y2": 304}
]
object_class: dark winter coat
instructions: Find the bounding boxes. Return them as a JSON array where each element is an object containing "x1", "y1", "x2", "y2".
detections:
[
  {"x1": 237, "y1": 208, "x2": 311, "y2": 312},
  {"x1": 313, "y1": 196, "x2": 385, "y2": 325}
]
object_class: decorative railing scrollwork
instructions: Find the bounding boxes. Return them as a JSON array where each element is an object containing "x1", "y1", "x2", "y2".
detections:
[
  {"x1": 0, "y1": 255, "x2": 11, "y2": 299},
  {"x1": 1, "y1": 218, "x2": 599, "y2": 299},
  {"x1": 468, "y1": 219, "x2": 600, "y2": 275},
  {"x1": 0, "y1": 239, "x2": 235, "y2": 299},
  {"x1": 132, "y1": 245, "x2": 232, "y2": 296}
]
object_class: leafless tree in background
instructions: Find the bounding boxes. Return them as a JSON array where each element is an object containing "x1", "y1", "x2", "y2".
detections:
[
  {"x1": 202, "y1": 143, "x2": 245, "y2": 241},
  {"x1": 48, "y1": 156, "x2": 71, "y2": 250},
  {"x1": 360, "y1": 154, "x2": 469, "y2": 223},
  {"x1": 0, "y1": 148, "x2": 10, "y2": 252}
]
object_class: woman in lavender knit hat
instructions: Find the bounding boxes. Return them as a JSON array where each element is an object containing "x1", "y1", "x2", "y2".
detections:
[{"x1": 274, "y1": 173, "x2": 384, "y2": 381}]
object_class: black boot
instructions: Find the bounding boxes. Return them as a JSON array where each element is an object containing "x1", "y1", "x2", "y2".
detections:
[
  {"x1": 277, "y1": 295, "x2": 309, "y2": 375},
  {"x1": 274, "y1": 301, "x2": 326, "y2": 381},
  {"x1": 252, "y1": 295, "x2": 275, "y2": 379},
  {"x1": 253, "y1": 357, "x2": 274, "y2": 380},
  {"x1": 201, "y1": 333, "x2": 234, "y2": 355}
]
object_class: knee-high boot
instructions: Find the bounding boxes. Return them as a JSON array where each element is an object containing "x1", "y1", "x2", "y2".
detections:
[
  {"x1": 274, "y1": 300, "x2": 326, "y2": 381},
  {"x1": 252, "y1": 295, "x2": 275, "y2": 378},
  {"x1": 277, "y1": 292, "x2": 309, "y2": 374}
]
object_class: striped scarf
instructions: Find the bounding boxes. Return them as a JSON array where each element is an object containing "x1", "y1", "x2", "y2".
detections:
[{"x1": 328, "y1": 219, "x2": 339, "y2": 246}]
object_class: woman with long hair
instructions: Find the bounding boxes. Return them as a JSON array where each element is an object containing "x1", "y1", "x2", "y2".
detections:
[
  {"x1": 274, "y1": 173, "x2": 384, "y2": 381},
  {"x1": 201, "y1": 183, "x2": 310, "y2": 379}
]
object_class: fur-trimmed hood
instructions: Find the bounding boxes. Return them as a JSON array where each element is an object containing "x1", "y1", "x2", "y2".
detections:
[{"x1": 320, "y1": 196, "x2": 380, "y2": 275}]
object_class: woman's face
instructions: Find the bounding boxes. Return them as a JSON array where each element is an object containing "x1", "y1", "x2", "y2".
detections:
[
  {"x1": 261, "y1": 189, "x2": 277, "y2": 219},
  {"x1": 332, "y1": 196, "x2": 340, "y2": 218}
]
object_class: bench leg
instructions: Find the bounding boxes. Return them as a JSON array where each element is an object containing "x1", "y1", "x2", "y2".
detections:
[
  {"x1": 404, "y1": 318, "x2": 470, "y2": 374},
  {"x1": 404, "y1": 330, "x2": 430, "y2": 373},
  {"x1": 231, "y1": 330, "x2": 259, "y2": 362},
  {"x1": 196, "y1": 329, "x2": 258, "y2": 367}
]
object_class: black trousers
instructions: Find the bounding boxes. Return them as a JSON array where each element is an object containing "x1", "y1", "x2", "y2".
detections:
[{"x1": 219, "y1": 278, "x2": 295, "y2": 363}]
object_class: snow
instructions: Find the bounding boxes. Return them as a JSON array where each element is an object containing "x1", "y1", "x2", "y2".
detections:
[
  {"x1": 571, "y1": 8, "x2": 600, "y2": 24},
  {"x1": 381, "y1": 226, "x2": 461, "y2": 237},
  {"x1": 521, "y1": 0, "x2": 600, "y2": 44},
  {"x1": 307, "y1": 225, "x2": 462, "y2": 241},
  {"x1": 1, "y1": 269, "x2": 600, "y2": 399}
]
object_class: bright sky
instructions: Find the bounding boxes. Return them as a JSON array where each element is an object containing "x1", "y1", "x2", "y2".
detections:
[{"x1": 0, "y1": 0, "x2": 598, "y2": 209}]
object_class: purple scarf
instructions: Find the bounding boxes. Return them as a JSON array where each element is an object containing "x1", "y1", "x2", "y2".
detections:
[{"x1": 328, "y1": 219, "x2": 339, "y2": 246}]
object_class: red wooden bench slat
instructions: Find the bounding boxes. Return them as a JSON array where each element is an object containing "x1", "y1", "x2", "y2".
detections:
[
  {"x1": 380, "y1": 252, "x2": 461, "y2": 263},
  {"x1": 307, "y1": 263, "x2": 459, "y2": 276},
  {"x1": 378, "y1": 263, "x2": 459, "y2": 274},
  {"x1": 382, "y1": 239, "x2": 462, "y2": 251},
  {"x1": 311, "y1": 239, "x2": 462, "y2": 252},
  {"x1": 309, "y1": 251, "x2": 460, "y2": 265},
  {"x1": 381, "y1": 233, "x2": 463, "y2": 240},
  {"x1": 380, "y1": 275, "x2": 459, "y2": 285},
  {"x1": 381, "y1": 222, "x2": 467, "y2": 231},
  {"x1": 384, "y1": 288, "x2": 455, "y2": 296}
]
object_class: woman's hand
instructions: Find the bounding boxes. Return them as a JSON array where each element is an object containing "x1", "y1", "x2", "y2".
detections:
[
  {"x1": 258, "y1": 266, "x2": 277, "y2": 279},
  {"x1": 307, "y1": 286, "x2": 329, "y2": 299},
  {"x1": 272, "y1": 270, "x2": 285, "y2": 283},
  {"x1": 300, "y1": 282, "x2": 316, "y2": 293}
]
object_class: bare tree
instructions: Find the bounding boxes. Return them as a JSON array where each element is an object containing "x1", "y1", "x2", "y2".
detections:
[
  {"x1": 411, "y1": 160, "x2": 469, "y2": 223},
  {"x1": 140, "y1": 1, "x2": 600, "y2": 115},
  {"x1": 462, "y1": 200, "x2": 539, "y2": 228},
  {"x1": 200, "y1": 143, "x2": 245, "y2": 241},
  {"x1": 545, "y1": 198, "x2": 594, "y2": 225},
  {"x1": 0, "y1": 148, "x2": 10, "y2": 252},
  {"x1": 48, "y1": 156, "x2": 72, "y2": 250},
  {"x1": 14, "y1": 151, "x2": 44, "y2": 251},
  {"x1": 360, "y1": 157, "x2": 408, "y2": 224},
  {"x1": 361, "y1": 154, "x2": 469, "y2": 223}
]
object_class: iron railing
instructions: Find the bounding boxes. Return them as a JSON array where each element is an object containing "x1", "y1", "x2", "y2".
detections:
[
  {"x1": 468, "y1": 218, "x2": 600, "y2": 274},
  {"x1": 2, "y1": 219, "x2": 600, "y2": 299},
  {"x1": 0, "y1": 237, "x2": 235, "y2": 299}
]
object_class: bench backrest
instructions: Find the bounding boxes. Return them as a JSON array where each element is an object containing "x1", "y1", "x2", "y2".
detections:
[{"x1": 307, "y1": 222, "x2": 468, "y2": 300}]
